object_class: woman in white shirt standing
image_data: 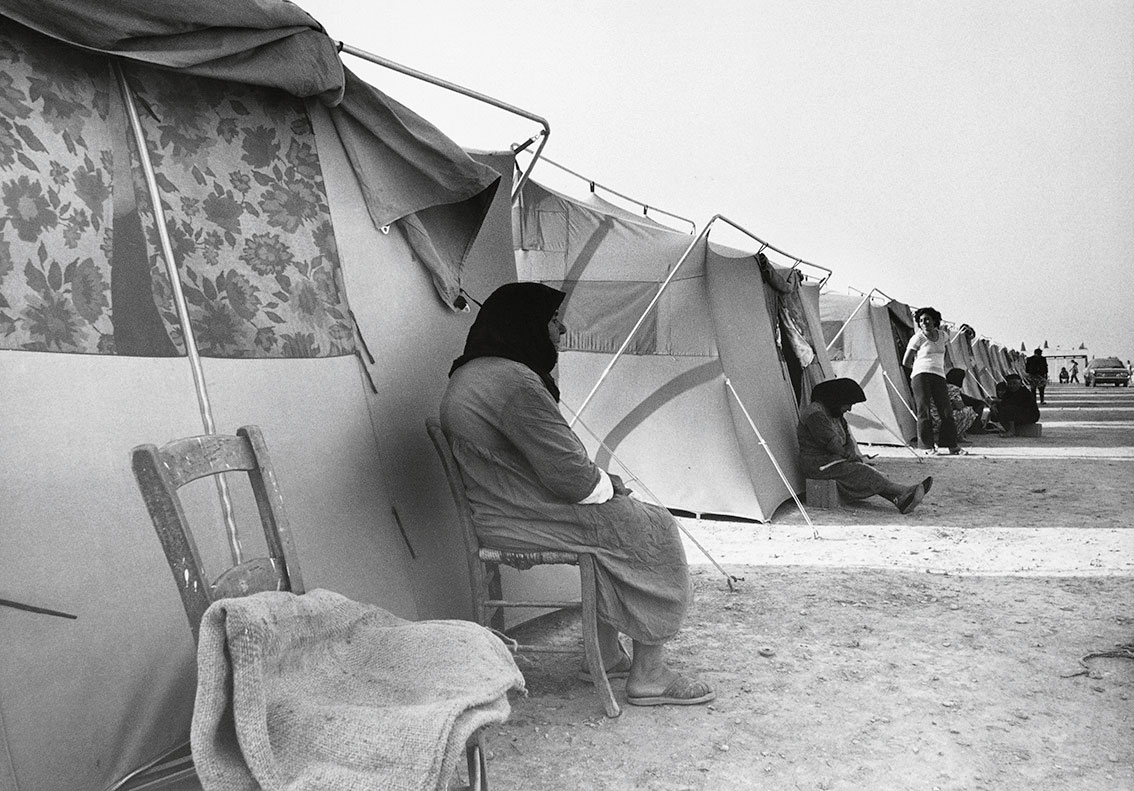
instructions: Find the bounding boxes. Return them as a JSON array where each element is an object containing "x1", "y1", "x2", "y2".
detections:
[{"x1": 902, "y1": 307, "x2": 970, "y2": 455}]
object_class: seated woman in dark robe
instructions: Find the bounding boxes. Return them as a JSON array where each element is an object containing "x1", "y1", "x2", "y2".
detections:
[
  {"x1": 990, "y1": 374, "x2": 1040, "y2": 437},
  {"x1": 440, "y1": 282, "x2": 714, "y2": 707},
  {"x1": 797, "y1": 378, "x2": 932, "y2": 513}
]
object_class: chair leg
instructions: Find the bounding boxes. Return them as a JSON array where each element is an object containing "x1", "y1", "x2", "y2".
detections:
[
  {"x1": 486, "y1": 563, "x2": 505, "y2": 633},
  {"x1": 464, "y1": 729, "x2": 488, "y2": 791},
  {"x1": 578, "y1": 554, "x2": 621, "y2": 718}
]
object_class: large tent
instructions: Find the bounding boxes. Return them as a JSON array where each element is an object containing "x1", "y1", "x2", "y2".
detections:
[
  {"x1": 0, "y1": 4, "x2": 521, "y2": 789},
  {"x1": 514, "y1": 179, "x2": 833, "y2": 521},
  {"x1": 820, "y1": 293, "x2": 918, "y2": 446}
]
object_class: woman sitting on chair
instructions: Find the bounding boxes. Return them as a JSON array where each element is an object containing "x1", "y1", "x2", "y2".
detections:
[
  {"x1": 440, "y1": 282, "x2": 714, "y2": 708},
  {"x1": 798, "y1": 378, "x2": 933, "y2": 514}
]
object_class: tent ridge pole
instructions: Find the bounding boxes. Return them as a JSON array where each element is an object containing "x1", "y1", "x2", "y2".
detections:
[
  {"x1": 524, "y1": 153, "x2": 697, "y2": 234},
  {"x1": 337, "y1": 43, "x2": 550, "y2": 201},
  {"x1": 115, "y1": 61, "x2": 243, "y2": 565}
]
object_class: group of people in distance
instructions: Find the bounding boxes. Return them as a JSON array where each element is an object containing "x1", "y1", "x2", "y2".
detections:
[{"x1": 437, "y1": 284, "x2": 1041, "y2": 711}]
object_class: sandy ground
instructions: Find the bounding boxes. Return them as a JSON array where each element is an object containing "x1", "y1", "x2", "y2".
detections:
[{"x1": 482, "y1": 382, "x2": 1134, "y2": 791}]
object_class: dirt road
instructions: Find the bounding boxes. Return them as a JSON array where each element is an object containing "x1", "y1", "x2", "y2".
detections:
[{"x1": 489, "y1": 382, "x2": 1134, "y2": 791}]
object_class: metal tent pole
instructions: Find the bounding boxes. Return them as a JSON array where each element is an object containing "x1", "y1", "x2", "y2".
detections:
[
  {"x1": 115, "y1": 62, "x2": 243, "y2": 565},
  {"x1": 571, "y1": 213, "x2": 814, "y2": 427},
  {"x1": 568, "y1": 215, "x2": 720, "y2": 427},
  {"x1": 337, "y1": 43, "x2": 550, "y2": 201},
  {"x1": 882, "y1": 369, "x2": 917, "y2": 419},
  {"x1": 520, "y1": 153, "x2": 697, "y2": 234},
  {"x1": 723, "y1": 379, "x2": 819, "y2": 538},
  {"x1": 559, "y1": 400, "x2": 743, "y2": 589},
  {"x1": 825, "y1": 290, "x2": 874, "y2": 353}
]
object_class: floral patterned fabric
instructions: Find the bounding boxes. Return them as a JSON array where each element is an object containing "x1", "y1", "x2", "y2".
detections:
[
  {"x1": 127, "y1": 65, "x2": 353, "y2": 357},
  {"x1": 0, "y1": 25, "x2": 116, "y2": 352},
  {"x1": 0, "y1": 19, "x2": 353, "y2": 357}
]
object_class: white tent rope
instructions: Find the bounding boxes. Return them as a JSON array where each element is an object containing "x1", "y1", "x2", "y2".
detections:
[
  {"x1": 558, "y1": 400, "x2": 743, "y2": 589},
  {"x1": 723, "y1": 378, "x2": 820, "y2": 539},
  {"x1": 115, "y1": 61, "x2": 242, "y2": 565}
]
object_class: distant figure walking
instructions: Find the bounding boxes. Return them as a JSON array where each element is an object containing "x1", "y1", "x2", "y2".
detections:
[
  {"x1": 1024, "y1": 348, "x2": 1049, "y2": 404},
  {"x1": 1069, "y1": 360, "x2": 1080, "y2": 383}
]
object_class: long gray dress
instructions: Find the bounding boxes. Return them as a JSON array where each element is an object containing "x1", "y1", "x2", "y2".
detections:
[
  {"x1": 797, "y1": 402, "x2": 899, "y2": 500},
  {"x1": 440, "y1": 357, "x2": 690, "y2": 644}
]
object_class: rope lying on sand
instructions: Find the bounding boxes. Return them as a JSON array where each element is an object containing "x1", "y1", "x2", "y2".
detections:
[{"x1": 1060, "y1": 642, "x2": 1134, "y2": 678}]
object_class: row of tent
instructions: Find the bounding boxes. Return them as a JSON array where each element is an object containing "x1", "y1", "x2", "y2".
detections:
[
  {"x1": 518, "y1": 179, "x2": 1028, "y2": 524},
  {"x1": 0, "y1": 2, "x2": 1026, "y2": 789}
]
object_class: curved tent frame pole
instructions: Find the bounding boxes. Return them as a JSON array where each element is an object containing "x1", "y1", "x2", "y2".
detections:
[
  {"x1": 724, "y1": 379, "x2": 820, "y2": 539},
  {"x1": 115, "y1": 62, "x2": 243, "y2": 565},
  {"x1": 337, "y1": 43, "x2": 550, "y2": 201},
  {"x1": 571, "y1": 214, "x2": 817, "y2": 427},
  {"x1": 520, "y1": 153, "x2": 698, "y2": 234},
  {"x1": 848, "y1": 285, "x2": 897, "y2": 304}
]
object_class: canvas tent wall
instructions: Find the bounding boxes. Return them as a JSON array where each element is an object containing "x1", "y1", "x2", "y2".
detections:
[
  {"x1": 514, "y1": 180, "x2": 832, "y2": 521},
  {"x1": 0, "y1": 7, "x2": 519, "y2": 790},
  {"x1": 945, "y1": 329, "x2": 994, "y2": 402},
  {"x1": 820, "y1": 293, "x2": 917, "y2": 446}
]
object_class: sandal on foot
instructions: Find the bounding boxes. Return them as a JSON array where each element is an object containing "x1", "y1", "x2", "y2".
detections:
[
  {"x1": 896, "y1": 481, "x2": 928, "y2": 514},
  {"x1": 945, "y1": 447, "x2": 968, "y2": 455},
  {"x1": 626, "y1": 675, "x2": 716, "y2": 707},
  {"x1": 578, "y1": 646, "x2": 633, "y2": 683}
]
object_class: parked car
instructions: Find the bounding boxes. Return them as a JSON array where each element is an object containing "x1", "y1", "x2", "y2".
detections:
[{"x1": 1084, "y1": 357, "x2": 1131, "y2": 387}]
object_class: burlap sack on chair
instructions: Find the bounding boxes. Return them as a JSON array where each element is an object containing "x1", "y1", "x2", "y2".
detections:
[{"x1": 191, "y1": 588, "x2": 525, "y2": 791}]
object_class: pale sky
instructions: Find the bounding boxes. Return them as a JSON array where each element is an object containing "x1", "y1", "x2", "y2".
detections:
[{"x1": 304, "y1": 0, "x2": 1134, "y2": 363}]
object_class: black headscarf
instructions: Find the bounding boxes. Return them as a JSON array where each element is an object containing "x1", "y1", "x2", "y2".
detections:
[
  {"x1": 946, "y1": 368, "x2": 967, "y2": 387},
  {"x1": 811, "y1": 377, "x2": 866, "y2": 411},
  {"x1": 449, "y1": 282, "x2": 566, "y2": 401}
]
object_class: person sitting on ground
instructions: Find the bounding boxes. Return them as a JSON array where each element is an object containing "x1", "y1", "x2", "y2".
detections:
[
  {"x1": 797, "y1": 377, "x2": 933, "y2": 514},
  {"x1": 440, "y1": 282, "x2": 714, "y2": 708},
  {"x1": 989, "y1": 374, "x2": 1040, "y2": 437},
  {"x1": 1058, "y1": 366, "x2": 1069, "y2": 384},
  {"x1": 1025, "y1": 348, "x2": 1049, "y2": 404},
  {"x1": 931, "y1": 368, "x2": 979, "y2": 442}
]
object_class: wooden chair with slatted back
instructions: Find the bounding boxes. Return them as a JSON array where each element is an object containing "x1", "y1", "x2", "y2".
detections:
[
  {"x1": 426, "y1": 417, "x2": 621, "y2": 718},
  {"x1": 131, "y1": 425, "x2": 304, "y2": 644},
  {"x1": 132, "y1": 424, "x2": 490, "y2": 790}
]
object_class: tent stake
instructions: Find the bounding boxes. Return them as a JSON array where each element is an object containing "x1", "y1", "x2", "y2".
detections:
[
  {"x1": 724, "y1": 378, "x2": 820, "y2": 539},
  {"x1": 115, "y1": 62, "x2": 242, "y2": 565}
]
